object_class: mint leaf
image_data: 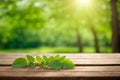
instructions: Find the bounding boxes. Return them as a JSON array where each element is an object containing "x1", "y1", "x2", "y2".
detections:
[
  {"x1": 54, "y1": 55, "x2": 65, "y2": 61},
  {"x1": 58, "y1": 56, "x2": 66, "y2": 62},
  {"x1": 43, "y1": 55, "x2": 48, "y2": 61},
  {"x1": 36, "y1": 56, "x2": 47, "y2": 67},
  {"x1": 12, "y1": 58, "x2": 27, "y2": 68},
  {"x1": 54, "y1": 55, "x2": 66, "y2": 64},
  {"x1": 12, "y1": 55, "x2": 75, "y2": 70},
  {"x1": 48, "y1": 59, "x2": 62, "y2": 70},
  {"x1": 63, "y1": 59, "x2": 75, "y2": 69},
  {"x1": 28, "y1": 62, "x2": 35, "y2": 68},
  {"x1": 54, "y1": 54, "x2": 60, "y2": 59},
  {"x1": 59, "y1": 56, "x2": 66, "y2": 60},
  {"x1": 27, "y1": 55, "x2": 34, "y2": 63},
  {"x1": 47, "y1": 56, "x2": 54, "y2": 64},
  {"x1": 43, "y1": 55, "x2": 49, "y2": 65},
  {"x1": 38, "y1": 61, "x2": 46, "y2": 67},
  {"x1": 36, "y1": 56, "x2": 46, "y2": 67},
  {"x1": 36, "y1": 56, "x2": 43, "y2": 63}
]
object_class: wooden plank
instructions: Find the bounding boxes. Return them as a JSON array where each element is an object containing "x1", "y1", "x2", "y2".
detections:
[
  {"x1": 0, "y1": 66, "x2": 120, "y2": 77},
  {"x1": 0, "y1": 58, "x2": 120, "y2": 66},
  {"x1": 0, "y1": 77, "x2": 80, "y2": 80},
  {"x1": 0, "y1": 66, "x2": 120, "y2": 72},
  {"x1": 0, "y1": 70, "x2": 120, "y2": 77},
  {"x1": 1, "y1": 71, "x2": 120, "y2": 77},
  {"x1": 0, "y1": 54, "x2": 120, "y2": 65},
  {"x1": 0, "y1": 53, "x2": 120, "y2": 59},
  {"x1": 0, "y1": 54, "x2": 120, "y2": 78}
]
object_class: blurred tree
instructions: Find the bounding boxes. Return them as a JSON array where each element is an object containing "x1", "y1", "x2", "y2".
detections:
[
  {"x1": 111, "y1": 0, "x2": 120, "y2": 52},
  {"x1": 47, "y1": 0, "x2": 84, "y2": 52},
  {"x1": 0, "y1": 0, "x2": 115, "y2": 53},
  {"x1": 0, "y1": 0, "x2": 45, "y2": 48}
]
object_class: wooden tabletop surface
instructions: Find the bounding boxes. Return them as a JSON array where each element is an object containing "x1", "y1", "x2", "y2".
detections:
[{"x1": 0, "y1": 53, "x2": 120, "y2": 78}]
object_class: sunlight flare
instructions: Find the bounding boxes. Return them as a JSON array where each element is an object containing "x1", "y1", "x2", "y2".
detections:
[{"x1": 75, "y1": 0, "x2": 92, "y2": 7}]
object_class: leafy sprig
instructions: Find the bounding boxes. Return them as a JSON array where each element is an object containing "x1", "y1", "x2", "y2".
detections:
[{"x1": 12, "y1": 55, "x2": 75, "y2": 70}]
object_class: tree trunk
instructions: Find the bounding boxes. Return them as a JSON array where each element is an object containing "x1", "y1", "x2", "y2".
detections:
[
  {"x1": 111, "y1": 0, "x2": 120, "y2": 53},
  {"x1": 76, "y1": 27, "x2": 83, "y2": 53},
  {"x1": 86, "y1": 16, "x2": 100, "y2": 53},
  {"x1": 91, "y1": 27, "x2": 100, "y2": 53}
]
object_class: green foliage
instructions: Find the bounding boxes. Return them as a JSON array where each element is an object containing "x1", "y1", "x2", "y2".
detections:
[
  {"x1": 48, "y1": 59, "x2": 62, "y2": 70},
  {"x1": 12, "y1": 58, "x2": 27, "y2": 68},
  {"x1": 43, "y1": 55, "x2": 48, "y2": 62},
  {"x1": 28, "y1": 62, "x2": 35, "y2": 68},
  {"x1": 38, "y1": 61, "x2": 46, "y2": 67},
  {"x1": 0, "y1": 0, "x2": 118, "y2": 53},
  {"x1": 0, "y1": 46, "x2": 112, "y2": 53},
  {"x1": 36, "y1": 56, "x2": 43, "y2": 63},
  {"x1": 12, "y1": 55, "x2": 75, "y2": 70},
  {"x1": 36, "y1": 56, "x2": 46, "y2": 67},
  {"x1": 27, "y1": 55, "x2": 35, "y2": 68},
  {"x1": 62, "y1": 59, "x2": 75, "y2": 69},
  {"x1": 27, "y1": 55, "x2": 35, "y2": 63},
  {"x1": 47, "y1": 55, "x2": 74, "y2": 70}
]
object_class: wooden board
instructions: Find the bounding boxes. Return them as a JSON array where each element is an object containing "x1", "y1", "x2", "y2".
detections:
[
  {"x1": 0, "y1": 66, "x2": 120, "y2": 77},
  {"x1": 0, "y1": 53, "x2": 120, "y2": 78},
  {"x1": 1, "y1": 53, "x2": 120, "y2": 58},
  {"x1": 0, "y1": 54, "x2": 120, "y2": 66},
  {"x1": 1, "y1": 58, "x2": 120, "y2": 66}
]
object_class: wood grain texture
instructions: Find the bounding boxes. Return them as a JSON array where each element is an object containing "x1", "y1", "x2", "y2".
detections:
[
  {"x1": 0, "y1": 53, "x2": 120, "y2": 78},
  {"x1": 0, "y1": 70, "x2": 120, "y2": 77},
  {"x1": 0, "y1": 66, "x2": 120, "y2": 72},
  {"x1": 0, "y1": 54, "x2": 120, "y2": 66},
  {"x1": 1, "y1": 58, "x2": 120, "y2": 66},
  {"x1": 1, "y1": 53, "x2": 120, "y2": 59}
]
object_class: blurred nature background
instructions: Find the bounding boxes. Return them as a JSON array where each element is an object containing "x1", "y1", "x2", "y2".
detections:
[{"x1": 0, "y1": 0, "x2": 120, "y2": 53}]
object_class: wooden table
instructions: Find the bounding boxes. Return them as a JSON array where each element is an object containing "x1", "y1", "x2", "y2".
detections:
[{"x1": 0, "y1": 53, "x2": 120, "y2": 80}]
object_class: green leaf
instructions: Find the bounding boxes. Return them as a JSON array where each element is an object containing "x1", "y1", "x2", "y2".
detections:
[
  {"x1": 43, "y1": 55, "x2": 49, "y2": 65},
  {"x1": 36, "y1": 56, "x2": 43, "y2": 63},
  {"x1": 43, "y1": 55, "x2": 48, "y2": 61},
  {"x1": 12, "y1": 55, "x2": 75, "y2": 70},
  {"x1": 36, "y1": 56, "x2": 46, "y2": 67},
  {"x1": 54, "y1": 54, "x2": 60, "y2": 59},
  {"x1": 59, "y1": 56, "x2": 66, "y2": 61},
  {"x1": 27, "y1": 55, "x2": 34, "y2": 63},
  {"x1": 48, "y1": 59, "x2": 62, "y2": 70},
  {"x1": 54, "y1": 55, "x2": 66, "y2": 61},
  {"x1": 28, "y1": 62, "x2": 35, "y2": 68},
  {"x1": 47, "y1": 56, "x2": 54, "y2": 64},
  {"x1": 38, "y1": 61, "x2": 46, "y2": 67},
  {"x1": 63, "y1": 59, "x2": 75, "y2": 69},
  {"x1": 12, "y1": 58, "x2": 27, "y2": 68}
]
